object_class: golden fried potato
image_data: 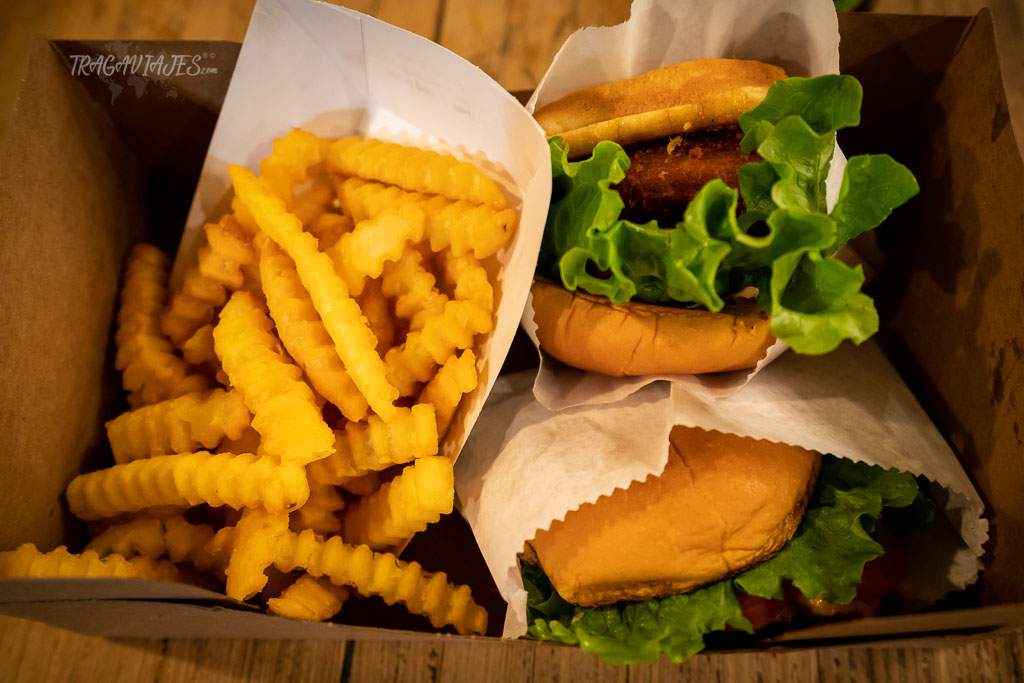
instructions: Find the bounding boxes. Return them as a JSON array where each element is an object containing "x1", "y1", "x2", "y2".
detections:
[
  {"x1": 276, "y1": 530, "x2": 488, "y2": 635},
  {"x1": 65, "y1": 451, "x2": 309, "y2": 520},
  {"x1": 327, "y1": 137, "x2": 506, "y2": 208},
  {"x1": 230, "y1": 165, "x2": 399, "y2": 421},
  {"x1": 214, "y1": 291, "x2": 335, "y2": 464},
  {"x1": 116, "y1": 244, "x2": 209, "y2": 406},
  {"x1": 340, "y1": 456, "x2": 454, "y2": 550},
  {"x1": 105, "y1": 389, "x2": 251, "y2": 463},
  {"x1": 0, "y1": 544, "x2": 182, "y2": 583},
  {"x1": 259, "y1": 240, "x2": 369, "y2": 422},
  {"x1": 268, "y1": 574, "x2": 351, "y2": 621}
]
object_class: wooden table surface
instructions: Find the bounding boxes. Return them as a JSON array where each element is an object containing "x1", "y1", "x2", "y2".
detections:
[{"x1": 1, "y1": 0, "x2": 1022, "y2": 681}]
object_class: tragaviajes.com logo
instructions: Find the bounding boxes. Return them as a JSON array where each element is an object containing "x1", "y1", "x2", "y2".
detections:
[
  {"x1": 69, "y1": 52, "x2": 219, "y2": 79},
  {"x1": 66, "y1": 45, "x2": 222, "y2": 104}
]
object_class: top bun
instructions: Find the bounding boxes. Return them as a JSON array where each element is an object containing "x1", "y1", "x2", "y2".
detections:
[
  {"x1": 527, "y1": 426, "x2": 821, "y2": 606},
  {"x1": 534, "y1": 58, "x2": 787, "y2": 158}
]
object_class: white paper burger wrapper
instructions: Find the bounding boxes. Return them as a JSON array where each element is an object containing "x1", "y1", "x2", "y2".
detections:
[
  {"x1": 168, "y1": 0, "x2": 552, "y2": 461},
  {"x1": 455, "y1": 339, "x2": 988, "y2": 639},
  {"x1": 521, "y1": 0, "x2": 854, "y2": 411}
]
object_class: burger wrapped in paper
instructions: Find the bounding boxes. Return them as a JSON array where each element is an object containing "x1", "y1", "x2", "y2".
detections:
[
  {"x1": 531, "y1": 59, "x2": 919, "y2": 376},
  {"x1": 521, "y1": 426, "x2": 936, "y2": 665}
]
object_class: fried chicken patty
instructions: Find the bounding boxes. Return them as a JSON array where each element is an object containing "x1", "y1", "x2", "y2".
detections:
[{"x1": 614, "y1": 125, "x2": 755, "y2": 225}]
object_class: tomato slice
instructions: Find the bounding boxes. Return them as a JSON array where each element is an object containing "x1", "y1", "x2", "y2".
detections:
[
  {"x1": 856, "y1": 526, "x2": 905, "y2": 601},
  {"x1": 735, "y1": 589, "x2": 787, "y2": 630}
]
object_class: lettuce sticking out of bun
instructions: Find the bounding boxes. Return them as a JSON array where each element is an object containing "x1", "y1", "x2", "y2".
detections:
[
  {"x1": 522, "y1": 447, "x2": 934, "y2": 665},
  {"x1": 538, "y1": 74, "x2": 919, "y2": 355}
]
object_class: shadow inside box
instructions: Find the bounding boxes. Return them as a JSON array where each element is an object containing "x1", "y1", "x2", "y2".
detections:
[{"x1": 389, "y1": 511, "x2": 509, "y2": 638}]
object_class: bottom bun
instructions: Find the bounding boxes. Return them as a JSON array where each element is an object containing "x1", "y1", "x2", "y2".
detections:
[
  {"x1": 530, "y1": 278, "x2": 774, "y2": 376},
  {"x1": 528, "y1": 426, "x2": 821, "y2": 606}
]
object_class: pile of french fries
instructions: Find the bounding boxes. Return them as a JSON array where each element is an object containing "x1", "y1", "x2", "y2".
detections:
[{"x1": 0, "y1": 129, "x2": 518, "y2": 635}]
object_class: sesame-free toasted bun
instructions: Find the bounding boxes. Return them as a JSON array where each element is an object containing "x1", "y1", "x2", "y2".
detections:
[
  {"x1": 534, "y1": 58, "x2": 787, "y2": 159},
  {"x1": 530, "y1": 277, "x2": 774, "y2": 376},
  {"x1": 528, "y1": 426, "x2": 821, "y2": 606}
]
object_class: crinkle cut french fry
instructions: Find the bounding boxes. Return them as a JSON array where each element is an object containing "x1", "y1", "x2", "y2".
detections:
[
  {"x1": 326, "y1": 202, "x2": 426, "y2": 296},
  {"x1": 305, "y1": 454, "x2": 362, "y2": 489},
  {"x1": 384, "y1": 300, "x2": 492, "y2": 396},
  {"x1": 203, "y1": 525, "x2": 238, "y2": 575},
  {"x1": 326, "y1": 137, "x2": 506, "y2": 209},
  {"x1": 307, "y1": 212, "x2": 352, "y2": 250},
  {"x1": 115, "y1": 244, "x2": 209, "y2": 406},
  {"x1": 337, "y1": 177, "x2": 515, "y2": 258},
  {"x1": 306, "y1": 460, "x2": 381, "y2": 497},
  {"x1": 258, "y1": 128, "x2": 324, "y2": 207},
  {"x1": 267, "y1": 574, "x2": 351, "y2": 621},
  {"x1": 442, "y1": 250, "x2": 494, "y2": 314},
  {"x1": 334, "y1": 176, "x2": 408, "y2": 224},
  {"x1": 163, "y1": 516, "x2": 221, "y2": 573},
  {"x1": 290, "y1": 483, "x2": 345, "y2": 536},
  {"x1": 230, "y1": 165, "x2": 398, "y2": 421},
  {"x1": 65, "y1": 451, "x2": 309, "y2": 521},
  {"x1": 181, "y1": 324, "x2": 216, "y2": 366},
  {"x1": 341, "y1": 456, "x2": 454, "y2": 551},
  {"x1": 0, "y1": 543, "x2": 182, "y2": 583},
  {"x1": 105, "y1": 388, "x2": 252, "y2": 464},
  {"x1": 231, "y1": 195, "x2": 259, "y2": 234},
  {"x1": 290, "y1": 173, "x2": 335, "y2": 226},
  {"x1": 338, "y1": 471, "x2": 382, "y2": 497},
  {"x1": 306, "y1": 405, "x2": 438, "y2": 484},
  {"x1": 382, "y1": 250, "x2": 448, "y2": 333},
  {"x1": 259, "y1": 241, "x2": 369, "y2": 422},
  {"x1": 83, "y1": 515, "x2": 221, "y2": 576},
  {"x1": 226, "y1": 508, "x2": 291, "y2": 600},
  {"x1": 218, "y1": 426, "x2": 261, "y2": 455},
  {"x1": 200, "y1": 214, "x2": 255, "y2": 290},
  {"x1": 161, "y1": 215, "x2": 256, "y2": 346},
  {"x1": 356, "y1": 278, "x2": 396, "y2": 354},
  {"x1": 214, "y1": 291, "x2": 335, "y2": 464},
  {"x1": 275, "y1": 530, "x2": 488, "y2": 635},
  {"x1": 418, "y1": 349, "x2": 478, "y2": 439},
  {"x1": 84, "y1": 517, "x2": 166, "y2": 558}
]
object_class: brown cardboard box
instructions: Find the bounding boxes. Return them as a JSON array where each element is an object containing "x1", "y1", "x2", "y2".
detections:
[{"x1": 0, "y1": 10, "x2": 1022, "y2": 650}]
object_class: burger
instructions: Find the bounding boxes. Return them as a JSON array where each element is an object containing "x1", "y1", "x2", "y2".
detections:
[
  {"x1": 530, "y1": 59, "x2": 919, "y2": 376},
  {"x1": 520, "y1": 426, "x2": 934, "y2": 664}
]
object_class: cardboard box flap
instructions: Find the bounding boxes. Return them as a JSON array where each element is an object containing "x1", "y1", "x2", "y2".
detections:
[
  {"x1": 768, "y1": 603, "x2": 1024, "y2": 644},
  {"x1": 0, "y1": 578, "x2": 233, "y2": 605},
  {"x1": 869, "y1": 9, "x2": 1024, "y2": 604},
  {"x1": 48, "y1": 40, "x2": 240, "y2": 256},
  {"x1": 3, "y1": 7, "x2": 1023, "y2": 650},
  {"x1": 0, "y1": 599, "x2": 464, "y2": 641},
  {"x1": 0, "y1": 40, "x2": 146, "y2": 553}
]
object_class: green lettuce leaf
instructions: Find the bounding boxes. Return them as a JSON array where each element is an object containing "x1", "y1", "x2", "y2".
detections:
[
  {"x1": 524, "y1": 561, "x2": 751, "y2": 666},
  {"x1": 523, "y1": 456, "x2": 933, "y2": 665},
  {"x1": 539, "y1": 74, "x2": 920, "y2": 355},
  {"x1": 830, "y1": 154, "x2": 920, "y2": 248},
  {"x1": 735, "y1": 456, "x2": 932, "y2": 604}
]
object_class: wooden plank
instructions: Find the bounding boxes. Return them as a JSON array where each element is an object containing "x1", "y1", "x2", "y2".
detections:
[
  {"x1": 377, "y1": 0, "x2": 443, "y2": 40},
  {"x1": 438, "y1": 0, "x2": 632, "y2": 92},
  {"x1": 0, "y1": 615, "x2": 348, "y2": 683},
  {"x1": 5, "y1": 612, "x2": 1024, "y2": 681}
]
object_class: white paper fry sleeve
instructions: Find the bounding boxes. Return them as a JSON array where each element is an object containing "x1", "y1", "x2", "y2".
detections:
[
  {"x1": 521, "y1": 0, "x2": 850, "y2": 411},
  {"x1": 455, "y1": 341, "x2": 986, "y2": 639},
  {"x1": 169, "y1": 0, "x2": 552, "y2": 462}
]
